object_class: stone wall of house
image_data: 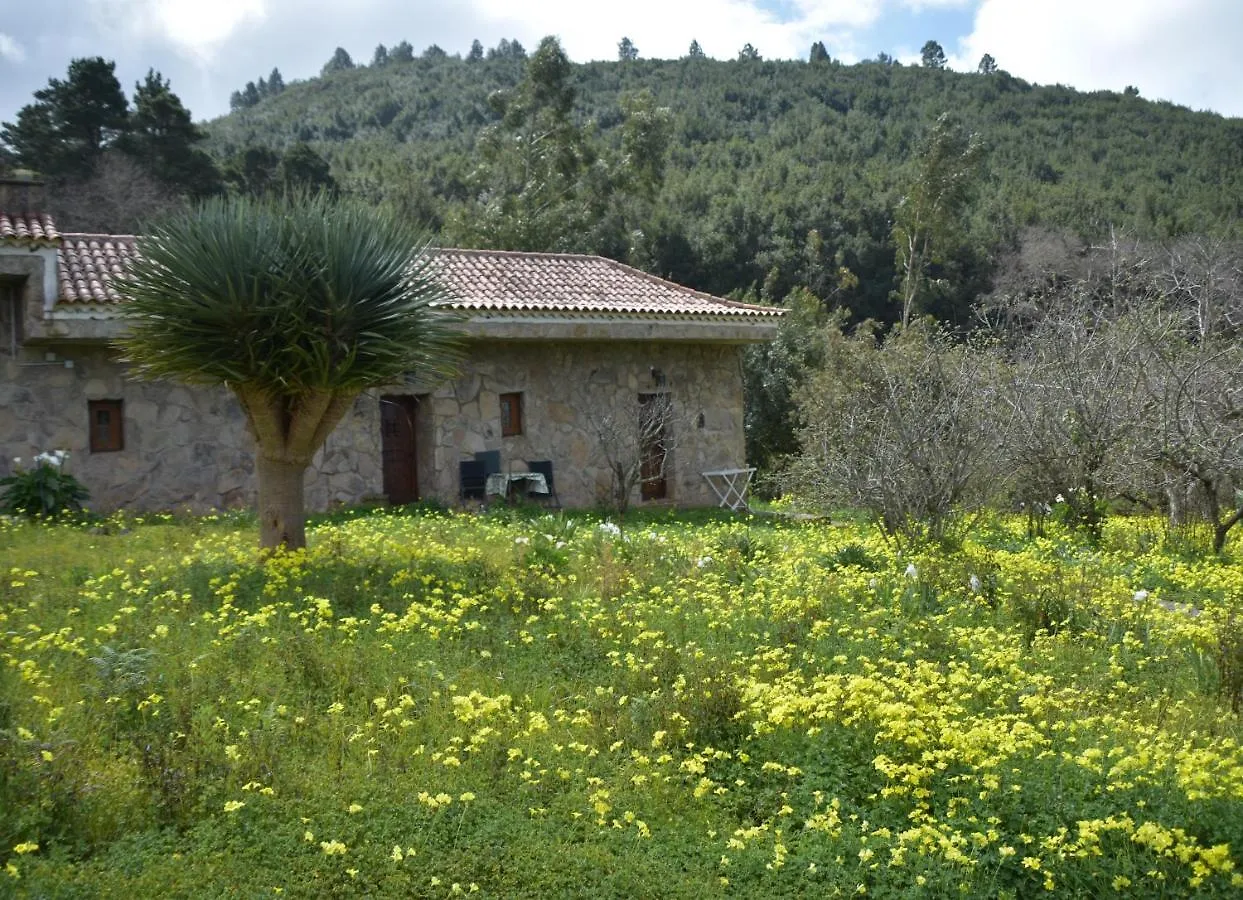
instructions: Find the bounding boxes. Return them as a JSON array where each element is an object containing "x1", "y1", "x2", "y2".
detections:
[
  {"x1": 402, "y1": 340, "x2": 747, "y2": 509},
  {"x1": 0, "y1": 345, "x2": 382, "y2": 512},
  {"x1": 0, "y1": 338, "x2": 748, "y2": 513}
]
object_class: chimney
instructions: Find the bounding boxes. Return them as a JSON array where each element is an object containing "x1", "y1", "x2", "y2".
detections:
[{"x1": 0, "y1": 171, "x2": 47, "y2": 216}]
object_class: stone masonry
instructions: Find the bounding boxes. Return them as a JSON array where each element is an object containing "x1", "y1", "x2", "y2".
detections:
[{"x1": 0, "y1": 338, "x2": 746, "y2": 513}]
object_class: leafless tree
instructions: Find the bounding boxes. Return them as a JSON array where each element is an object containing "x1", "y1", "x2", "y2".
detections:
[
  {"x1": 1134, "y1": 238, "x2": 1243, "y2": 550},
  {"x1": 986, "y1": 231, "x2": 1243, "y2": 550},
  {"x1": 585, "y1": 388, "x2": 680, "y2": 517},
  {"x1": 789, "y1": 321, "x2": 1012, "y2": 546},
  {"x1": 998, "y1": 295, "x2": 1152, "y2": 537},
  {"x1": 45, "y1": 152, "x2": 184, "y2": 234}
]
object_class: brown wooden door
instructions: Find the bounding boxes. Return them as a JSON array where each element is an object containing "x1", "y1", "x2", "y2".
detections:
[
  {"x1": 380, "y1": 395, "x2": 419, "y2": 505},
  {"x1": 638, "y1": 392, "x2": 668, "y2": 501}
]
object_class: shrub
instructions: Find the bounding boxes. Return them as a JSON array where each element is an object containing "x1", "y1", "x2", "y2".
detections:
[{"x1": 1, "y1": 451, "x2": 90, "y2": 518}]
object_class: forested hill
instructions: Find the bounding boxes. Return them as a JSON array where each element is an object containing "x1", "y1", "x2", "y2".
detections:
[{"x1": 209, "y1": 48, "x2": 1242, "y2": 322}]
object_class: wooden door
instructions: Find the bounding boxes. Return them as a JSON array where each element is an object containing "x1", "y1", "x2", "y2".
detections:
[
  {"x1": 638, "y1": 392, "x2": 668, "y2": 501},
  {"x1": 380, "y1": 395, "x2": 419, "y2": 505}
]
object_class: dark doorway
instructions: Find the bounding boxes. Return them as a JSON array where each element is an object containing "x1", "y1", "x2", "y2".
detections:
[
  {"x1": 380, "y1": 395, "x2": 420, "y2": 505},
  {"x1": 638, "y1": 392, "x2": 669, "y2": 501}
]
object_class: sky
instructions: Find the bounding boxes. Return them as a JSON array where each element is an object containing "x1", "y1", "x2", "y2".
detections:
[{"x1": 1, "y1": 0, "x2": 1240, "y2": 128}]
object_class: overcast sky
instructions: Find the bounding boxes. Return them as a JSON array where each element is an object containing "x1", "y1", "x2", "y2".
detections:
[{"x1": 1, "y1": 0, "x2": 1240, "y2": 127}]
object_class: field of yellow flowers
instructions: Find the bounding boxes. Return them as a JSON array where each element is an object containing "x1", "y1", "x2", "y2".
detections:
[{"x1": 2, "y1": 508, "x2": 1242, "y2": 897}]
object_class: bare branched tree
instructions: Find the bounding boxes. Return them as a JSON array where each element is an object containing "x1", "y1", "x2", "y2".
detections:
[
  {"x1": 585, "y1": 388, "x2": 679, "y2": 517},
  {"x1": 1135, "y1": 238, "x2": 1243, "y2": 550},
  {"x1": 984, "y1": 231, "x2": 1243, "y2": 550},
  {"x1": 998, "y1": 294, "x2": 1152, "y2": 537},
  {"x1": 789, "y1": 321, "x2": 1011, "y2": 546},
  {"x1": 45, "y1": 151, "x2": 184, "y2": 234}
]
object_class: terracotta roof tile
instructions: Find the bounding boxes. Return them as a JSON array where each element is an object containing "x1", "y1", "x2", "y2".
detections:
[
  {"x1": 41, "y1": 228, "x2": 784, "y2": 319},
  {"x1": 431, "y1": 249, "x2": 781, "y2": 317},
  {"x1": 0, "y1": 211, "x2": 59, "y2": 244},
  {"x1": 58, "y1": 234, "x2": 137, "y2": 304}
]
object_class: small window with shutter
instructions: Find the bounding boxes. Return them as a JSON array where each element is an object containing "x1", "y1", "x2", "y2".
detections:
[
  {"x1": 89, "y1": 399, "x2": 124, "y2": 452},
  {"x1": 500, "y1": 392, "x2": 524, "y2": 437}
]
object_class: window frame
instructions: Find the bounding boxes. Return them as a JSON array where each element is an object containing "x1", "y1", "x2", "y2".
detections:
[
  {"x1": 499, "y1": 391, "x2": 524, "y2": 437},
  {"x1": 88, "y1": 399, "x2": 124, "y2": 453}
]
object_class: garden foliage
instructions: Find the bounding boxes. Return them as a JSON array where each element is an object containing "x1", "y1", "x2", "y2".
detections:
[
  {"x1": 1, "y1": 509, "x2": 1241, "y2": 896},
  {"x1": 0, "y1": 451, "x2": 89, "y2": 518}
]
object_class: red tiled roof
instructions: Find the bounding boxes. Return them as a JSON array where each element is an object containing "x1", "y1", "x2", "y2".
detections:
[
  {"x1": 58, "y1": 234, "x2": 137, "y2": 304},
  {"x1": 20, "y1": 217, "x2": 783, "y2": 319},
  {"x1": 0, "y1": 211, "x2": 59, "y2": 244},
  {"x1": 431, "y1": 248, "x2": 780, "y2": 318}
]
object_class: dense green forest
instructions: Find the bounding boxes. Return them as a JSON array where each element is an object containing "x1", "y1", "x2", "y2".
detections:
[
  {"x1": 5, "y1": 41, "x2": 1241, "y2": 325},
  {"x1": 201, "y1": 40, "x2": 1243, "y2": 323}
]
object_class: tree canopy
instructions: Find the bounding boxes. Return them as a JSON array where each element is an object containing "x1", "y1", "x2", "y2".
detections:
[
  {"x1": 1, "y1": 57, "x2": 128, "y2": 177},
  {"x1": 117, "y1": 194, "x2": 463, "y2": 548}
]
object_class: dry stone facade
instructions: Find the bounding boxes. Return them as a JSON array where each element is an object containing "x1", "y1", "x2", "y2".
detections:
[{"x1": 0, "y1": 338, "x2": 745, "y2": 512}]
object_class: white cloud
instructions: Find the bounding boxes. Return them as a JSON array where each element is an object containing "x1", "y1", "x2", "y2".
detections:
[
  {"x1": 949, "y1": 0, "x2": 1243, "y2": 117},
  {"x1": 0, "y1": 32, "x2": 26, "y2": 63},
  {"x1": 87, "y1": 0, "x2": 267, "y2": 61}
]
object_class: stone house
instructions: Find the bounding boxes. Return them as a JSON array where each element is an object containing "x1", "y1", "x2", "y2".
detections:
[{"x1": 0, "y1": 178, "x2": 782, "y2": 512}]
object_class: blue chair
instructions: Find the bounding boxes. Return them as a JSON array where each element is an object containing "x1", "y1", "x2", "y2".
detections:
[
  {"x1": 474, "y1": 450, "x2": 502, "y2": 476},
  {"x1": 526, "y1": 459, "x2": 560, "y2": 508},
  {"x1": 459, "y1": 460, "x2": 488, "y2": 505}
]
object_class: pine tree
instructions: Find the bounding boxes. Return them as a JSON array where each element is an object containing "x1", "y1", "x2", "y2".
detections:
[
  {"x1": 921, "y1": 40, "x2": 946, "y2": 69},
  {"x1": 122, "y1": 69, "x2": 220, "y2": 198},
  {"x1": 809, "y1": 41, "x2": 830, "y2": 64},
  {"x1": 977, "y1": 53, "x2": 997, "y2": 75},
  {"x1": 686, "y1": 40, "x2": 705, "y2": 59},
  {"x1": 322, "y1": 47, "x2": 355, "y2": 76},
  {"x1": 268, "y1": 68, "x2": 285, "y2": 94},
  {"x1": 618, "y1": 37, "x2": 638, "y2": 62},
  {"x1": 390, "y1": 41, "x2": 414, "y2": 63},
  {"x1": 467, "y1": 39, "x2": 484, "y2": 63},
  {"x1": 372, "y1": 44, "x2": 389, "y2": 67},
  {"x1": 1, "y1": 57, "x2": 129, "y2": 176}
]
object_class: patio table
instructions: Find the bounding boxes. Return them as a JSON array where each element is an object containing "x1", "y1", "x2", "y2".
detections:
[{"x1": 485, "y1": 472, "x2": 549, "y2": 500}]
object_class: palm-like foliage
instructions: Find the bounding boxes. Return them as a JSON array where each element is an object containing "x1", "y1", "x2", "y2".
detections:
[{"x1": 118, "y1": 194, "x2": 463, "y2": 549}]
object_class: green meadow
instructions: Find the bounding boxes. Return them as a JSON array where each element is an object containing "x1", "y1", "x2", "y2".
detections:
[{"x1": 2, "y1": 508, "x2": 1242, "y2": 897}]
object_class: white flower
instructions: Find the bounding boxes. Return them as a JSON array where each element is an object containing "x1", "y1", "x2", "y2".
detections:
[
  {"x1": 969, "y1": 574, "x2": 982, "y2": 594},
  {"x1": 904, "y1": 563, "x2": 918, "y2": 579},
  {"x1": 598, "y1": 522, "x2": 621, "y2": 537},
  {"x1": 1054, "y1": 494, "x2": 1065, "y2": 504},
  {"x1": 695, "y1": 556, "x2": 713, "y2": 568},
  {"x1": 12, "y1": 457, "x2": 21, "y2": 466},
  {"x1": 514, "y1": 536, "x2": 530, "y2": 545},
  {"x1": 1133, "y1": 589, "x2": 1149, "y2": 603}
]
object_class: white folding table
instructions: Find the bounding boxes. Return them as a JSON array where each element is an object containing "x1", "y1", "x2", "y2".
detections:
[{"x1": 701, "y1": 467, "x2": 756, "y2": 512}]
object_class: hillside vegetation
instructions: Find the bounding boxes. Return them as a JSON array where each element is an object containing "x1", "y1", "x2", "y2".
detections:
[
  {"x1": 206, "y1": 45, "x2": 1243, "y2": 321},
  {"x1": 3, "y1": 508, "x2": 1242, "y2": 896}
]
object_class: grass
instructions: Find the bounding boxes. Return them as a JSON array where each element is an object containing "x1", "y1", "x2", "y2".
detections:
[{"x1": 2, "y1": 508, "x2": 1242, "y2": 897}]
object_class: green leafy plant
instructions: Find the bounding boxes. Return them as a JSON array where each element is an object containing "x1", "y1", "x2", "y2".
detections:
[{"x1": 1, "y1": 451, "x2": 90, "y2": 518}]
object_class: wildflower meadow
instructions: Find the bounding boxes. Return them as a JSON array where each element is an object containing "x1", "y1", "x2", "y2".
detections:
[{"x1": 2, "y1": 508, "x2": 1242, "y2": 897}]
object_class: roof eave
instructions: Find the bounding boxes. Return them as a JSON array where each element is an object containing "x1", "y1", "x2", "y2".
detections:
[{"x1": 459, "y1": 312, "x2": 782, "y2": 343}]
